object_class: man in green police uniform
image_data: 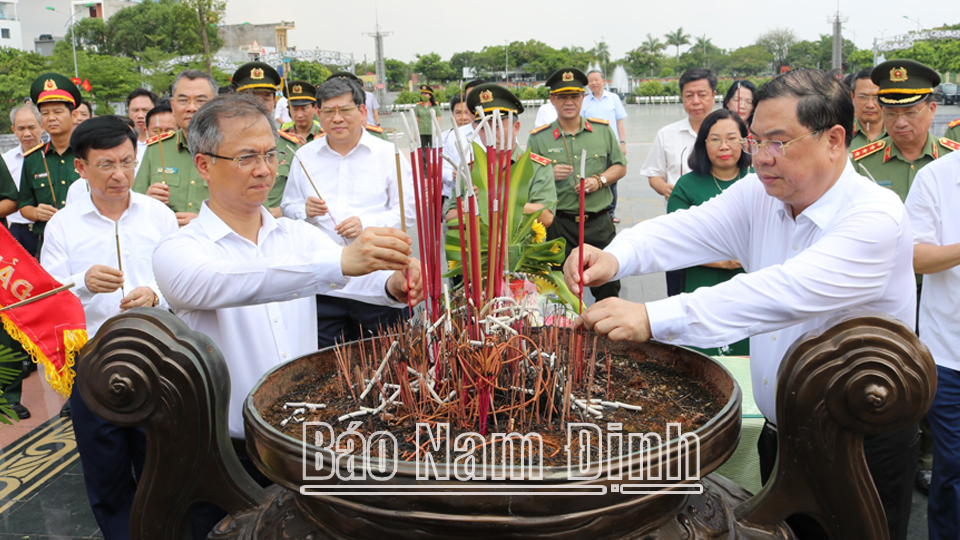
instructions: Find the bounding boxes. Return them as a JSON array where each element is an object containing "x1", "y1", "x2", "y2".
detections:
[
  {"x1": 849, "y1": 67, "x2": 886, "y2": 149},
  {"x1": 134, "y1": 69, "x2": 217, "y2": 226},
  {"x1": 528, "y1": 68, "x2": 626, "y2": 301},
  {"x1": 853, "y1": 59, "x2": 959, "y2": 202},
  {"x1": 327, "y1": 72, "x2": 389, "y2": 141},
  {"x1": 17, "y1": 73, "x2": 82, "y2": 238},
  {"x1": 281, "y1": 80, "x2": 322, "y2": 144},
  {"x1": 461, "y1": 82, "x2": 556, "y2": 225},
  {"x1": 230, "y1": 62, "x2": 301, "y2": 217}
]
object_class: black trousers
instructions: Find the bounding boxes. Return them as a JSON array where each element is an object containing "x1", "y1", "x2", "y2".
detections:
[
  {"x1": 9, "y1": 223, "x2": 40, "y2": 259},
  {"x1": 547, "y1": 212, "x2": 620, "y2": 302},
  {"x1": 666, "y1": 269, "x2": 684, "y2": 297},
  {"x1": 758, "y1": 420, "x2": 919, "y2": 540},
  {"x1": 71, "y1": 384, "x2": 147, "y2": 540},
  {"x1": 317, "y1": 296, "x2": 410, "y2": 349}
]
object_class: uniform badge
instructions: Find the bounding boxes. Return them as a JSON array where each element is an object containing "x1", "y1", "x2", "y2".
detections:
[
  {"x1": 44, "y1": 79, "x2": 57, "y2": 91},
  {"x1": 251, "y1": 68, "x2": 265, "y2": 80},
  {"x1": 890, "y1": 67, "x2": 908, "y2": 83},
  {"x1": 479, "y1": 90, "x2": 494, "y2": 104},
  {"x1": 562, "y1": 72, "x2": 574, "y2": 82},
  {"x1": 292, "y1": 84, "x2": 302, "y2": 94}
]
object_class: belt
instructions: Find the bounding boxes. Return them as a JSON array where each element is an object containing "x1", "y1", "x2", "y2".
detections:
[
  {"x1": 10, "y1": 223, "x2": 33, "y2": 233},
  {"x1": 556, "y1": 208, "x2": 609, "y2": 223}
]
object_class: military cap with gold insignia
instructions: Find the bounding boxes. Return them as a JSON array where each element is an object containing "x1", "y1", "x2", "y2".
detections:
[
  {"x1": 30, "y1": 72, "x2": 81, "y2": 109},
  {"x1": 232, "y1": 62, "x2": 281, "y2": 93},
  {"x1": 328, "y1": 71, "x2": 362, "y2": 83},
  {"x1": 871, "y1": 59, "x2": 941, "y2": 107},
  {"x1": 283, "y1": 80, "x2": 316, "y2": 106},
  {"x1": 466, "y1": 82, "x2": 524, "y2": 118},
  {"x1": 419, "y1": 85, "x2": 434, "y2": 95},
  {"x1": 545, "y1": 67, "x2": 588, "y2": 94}
]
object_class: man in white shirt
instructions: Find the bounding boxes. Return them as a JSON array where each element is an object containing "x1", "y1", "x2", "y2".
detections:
[
  {"x1": 904, "y1": 150, "x2": 960, "y2": 540},
  {"x1": 641, "y1": 67, "x2": 717, "y2": 296},
  {"x1": 153, "y1": 93, "x2": 421, "y2": 539},
  {"x1": 582, "y1": 70, "x2": 628, "y2": 223},
  {"x1": 566, "y1": 70, "x2": 918, "y2": 540},
  {"x1": 41, "y1": 115, "x2": 178, "y2": 540},
  {"x1": 3, "y1": 104, "x2": 43, "y2": 256},
  {"x1": 281, "y1": 77, "x2": 416, "y2": 348},
  {"x1": 440, "y1": 80, "x2": 485, "y2": 201}
]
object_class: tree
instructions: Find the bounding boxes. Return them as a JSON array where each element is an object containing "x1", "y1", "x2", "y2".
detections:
[
  {"x1": 384, "y1": 58, "x2": 410, "y2": 90},
  {"x1": 181, "y1": 0, "x2": 226, "y2": 74},
  {"x1": 104, "y1": 0, "x2": 216, "y2": 61},
  {"x1": 785, "y1": 40, "x2": 821, "y2": 69},
  {"x1": 65, "y1": 17, "x2": 108, "y2": 52},
  {"x1": 449, "y1": 51, "x2": 478, "y2": 78},
  {"x1": 47, "y1": 41, "x2": 139, "y2": 113},
  {"x1": 289, "y1": 59, "x2": 331, "y2": 86},
  {"x1": 0, "y1": 48, "x2": 48, "y2": 130},
  {"x1": 642, "y1": 34, "x2": 666, "y2": 56},
  {"x1": 756, "y1": 27, "x2": 798, "y2": 71},
  {"x1": 624, "y1": 47, "x2": 660, "y2": 77},
  {"x1": 664, "y1": 27, "x2": 691, "y2": 64},
  {"x1": 414, "y1": 52, "x2": 453, "y2": 83},
  {"x1": 727, "y1": 45, "x2": 774, "y2": 76},
  {"x1": 591, "y1": 40, "x2": 611, "y2": 73}
]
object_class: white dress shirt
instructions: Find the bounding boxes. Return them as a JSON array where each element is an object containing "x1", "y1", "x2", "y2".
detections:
[
  {"x1": 153, "y1": 203, "x2": 401, "y2": 438},
  {"x1": 440, "y1": 123, "x2": 477, "y2": 199},
  {"x1": 65, "y1": 177, "x2": 88, "y2": 205},
  {"x1": 40, "y1": 191, "x2": 178, "y2": 337},
  {"x1": 606, "y1": 160, "x2": 916, "y2": 423},
  {"x1": 640, "y1": 117, "x2": 698, "y2": 186},
  {"x1": 905, "y1": 151, "x2": 960, "y2": 372},
  {"x1": 2, "y1": 145, "x2": 31, "y2": 225},
  {"x1": 281, "y1": 130, "x2": 415, "y2": 245},
  {"x1": 135, "y1": 139, "x2": 147, "y2": 175},
  {"x1": 534, "y1": 102, "x2": 557, "y2": 128}
]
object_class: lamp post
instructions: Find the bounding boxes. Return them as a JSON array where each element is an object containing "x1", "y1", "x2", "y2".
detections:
[
  {"x1": 504, "y1": 41, "x2": 509, "y2": 84},
  {"x1": 903, "y1": 16, "x2": 921, "y2": 33},
  {"x1": 44, "y1": 5, "x2": 93, "y2": 79}
]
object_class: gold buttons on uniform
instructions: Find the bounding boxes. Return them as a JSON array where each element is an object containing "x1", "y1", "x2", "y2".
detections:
[
  {"x1": 190, "y1": 181, "x2": 195, "y2": 185},
  {"x1": 188, "y1": 203, "x2": 193, "y2": 207},
  {"x1": 61, "y1": 181, "x2": 65, "y2": 185}
]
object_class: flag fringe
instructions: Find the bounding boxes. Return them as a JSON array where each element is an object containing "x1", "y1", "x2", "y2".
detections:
[{"x1": 0, "y1": 314, "x2": 84, "y2": 398}]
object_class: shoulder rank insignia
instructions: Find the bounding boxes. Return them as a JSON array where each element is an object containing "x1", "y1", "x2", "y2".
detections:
[
  {"x1": 851, "y1": 140, "x2": 886, "y2": 161},
  {"x1": 530, "y1": 152, "x2": 552, "y2": 167},
  {"x1": 584, "y1": 121, "x2": 593, "y2": 132},
  {"x1": 587, "y1": 117, "x2": 609, "y2": 125},
  {"x1": 23, "y1": 142, "x2": 45, "y2": 156},
  {"x1": 529, "y1": 124, "x2": 551, "y2": 136},
  {"x1": 366, "y1": 124, "x2": 384, "y2": 133},
  {"x1": 146, "y1": 131, "x2": 176, "y2": 146},
  {"x1": 278, "y1": 130, "x2": 301, "y2": 144},
  {"x1": 940, "y1": 137, "x2": 960, "y2": 152},
  {"x1": 948, "y1": 118, "x2": 960, "y2": 128}
]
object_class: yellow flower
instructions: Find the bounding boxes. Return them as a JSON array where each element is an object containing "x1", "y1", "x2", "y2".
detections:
[
  {"x1": 531, "y1": 220, "x2": 546, "y2": 244},
  {"x1": 448, "y1": 261, "x2": 458, "y2": 270},
  {"x1": 549, "y1": 243, "x2": 562, "y2": 254}
]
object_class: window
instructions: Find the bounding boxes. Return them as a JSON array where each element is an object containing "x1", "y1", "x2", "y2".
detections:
[{"x1": 1, "y1": 29, "x2": 9, "y2": 39}]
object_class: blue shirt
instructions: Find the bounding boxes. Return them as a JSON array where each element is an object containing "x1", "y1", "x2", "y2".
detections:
[{"x1": 581, "y1": 90, "x2": 627, "y2": 138}]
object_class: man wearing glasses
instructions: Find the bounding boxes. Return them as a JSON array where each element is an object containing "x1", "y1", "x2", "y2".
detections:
[
  {"x1": 280, "y1": 76, "x2": 416, "y2": 348},
  {"x1": 853, "y1": 59, "x2": 959, "y2": 202},
  {"x1": 848, "y1": 67, "x2": 886, "y2": 149},
  {"x1": 42, "y1": 115, "x2": 178, "y2": 540},
  {"x1": 133, "y1": 69, "x2": 218, "y2": 227},
  {"x1": 565, "y1": 69, "x2": 918, "y2": 540},
  {"x1": 528, "y1": 67, "x2": 626, "y2": 303}
]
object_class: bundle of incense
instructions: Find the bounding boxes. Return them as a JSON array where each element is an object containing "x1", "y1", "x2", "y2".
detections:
[
  {"x1": 450, "y1": 114, "x2": 485, "y2": 331},
  {"x1": 578, "y1": 149, "x2": 587, "y2": 313},
  {"x1": 392, "y1": 134, "x2": 413, "y2": 311}
]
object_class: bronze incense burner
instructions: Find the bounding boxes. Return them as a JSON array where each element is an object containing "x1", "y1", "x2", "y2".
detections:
[{"x1": 77, "y1": 309, "x2": 935, "y2": 539}]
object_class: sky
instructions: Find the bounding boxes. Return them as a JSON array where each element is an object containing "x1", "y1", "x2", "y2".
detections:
[{"x1": 19, "y1": 0, "x2": 960, "y2": 65}]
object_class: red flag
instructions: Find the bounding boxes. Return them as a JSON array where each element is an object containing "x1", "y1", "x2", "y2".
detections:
[
  {"x1": 71, "y1": 77, "x2": 81, "y2": 86},
  {"x1": 81, "y1": 79, "x2": 92, "y2": 92},
  {"x1": 0, "y1": 228, "x2": 86, "y2": 397}
]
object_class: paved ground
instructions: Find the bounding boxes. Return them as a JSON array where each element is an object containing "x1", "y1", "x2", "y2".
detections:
[{"x1": 1, "y1": 101, "x2": 955, "y2": 538}]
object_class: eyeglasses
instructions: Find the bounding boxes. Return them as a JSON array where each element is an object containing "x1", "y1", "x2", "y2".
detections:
[
  {"x1": 707, "y1": 136, "x2": 742, "y2": 148},
  {"x1": 854, "y1": 93, "x2": 879, "y2": 103},
  {"x1": 882, "y1": 103, "x2": 930, "y2": 122},
  {"x1": 318, "y1": 105, "x2": 358, "y2": 118},
  {"x1": 552, "y1": 93, "x2": 583, "y2": 102},
  {"x1": 205, "y1": 150, "x2": 286, "y2": 169},
  {"x1": 740, "y1": 131, "x2": 820, "y2": 158},
  {"x1": 83, "y1": 159, "x2": 138, "y2": 172}
]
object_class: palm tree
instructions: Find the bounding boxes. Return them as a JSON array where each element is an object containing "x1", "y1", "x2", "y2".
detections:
[
  {"x1": 592, "y1": 40, "x2": 611, "y2": 75},
  {"x1": 642, "y1": 34, "x2": 665, "y2": 56},
  {"x1": 694, "y1": 35, "x2": 714, "y2": 57},
  {"x1": 664, "y1": 27, "x2": 691, "y2": 64}
]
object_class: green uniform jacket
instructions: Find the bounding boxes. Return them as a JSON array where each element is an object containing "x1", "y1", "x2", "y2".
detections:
[
  {"x1": 945, "y1": 118, "x2": 960, "y2": 143},
  {"x1": 413, "y1": 102, "x2": 441, "y2": 136},
  {"x1": 266, "y1": 131, "x2": 301, "y2": 209},
  {"x1": 0, "y1": 159, "x2": 17, "y2": 227},
  {"x1": 17, "y1": 142, "x2": 80, "y2": 236},
  {"x1": 853, "y1": 134, "x2": 959, "y2": 202},
  {"x1": 133, "y1": 130, "x2": 208, "y2": 214},
  {"x1": 527, "y1": 118, "x2": 627, "y2": 213},
  {"x1": 849, "y1": 118, "x2": 886, "y2": 150},
  {"x1": 666, "y1": 169, "x2": 749, "y2": 357},
  {"x1": 281, "y1": 121, "x2": 324, "y2": 144}
]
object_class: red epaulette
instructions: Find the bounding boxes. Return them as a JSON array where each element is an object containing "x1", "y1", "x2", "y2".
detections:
[
  {"x1": 940, "y1": 138, "x2": 960, "y2": 152},
  {"x1": 146, "y1": 131, "x2": 176, "y2": 146},
  {"x1": 366, "y1": 124, "x2": 384, "y2": 133},
  {"x1": 949, "y1": 118, "x2": 960, "y2": 128},
  {"x1": 587, "y1": 117, "x2": 609, "y2": 125},
  {"x1": 851, "y1": 140, "x2": 886, "y2": 161},
  {"x1": 278, "y1": 130, "x2": 301, "y2": 144},
  {"x1": 530, "y1": 153, "x2": 552, "y2": 166}
]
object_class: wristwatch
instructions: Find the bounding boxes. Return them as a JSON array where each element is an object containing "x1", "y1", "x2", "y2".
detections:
[
  {"x1": 599, "y1": 175, "x2": 608, "y2": 187},
  {"x1": 619, "y1": 140, "x2": 626, "y2": 144},
  {"x1": 152, "y1": 292, "x2": 160, "y2": 307}
]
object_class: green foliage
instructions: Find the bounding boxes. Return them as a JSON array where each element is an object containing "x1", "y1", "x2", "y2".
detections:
[
  {"x1": 659, "y1": 67, "x2": 675, "y2": 78},
  {"x1": 520, "y1": 86, "x2": 541, "y2": 100},
  {"x1": 393, "y1": 90, "x2": 420, "y2": 105},
  {"x1": 98, "y1": 0, "x2": 217, "y2": 60},
  {"x1": 414, "y1": 52, "x2": 454, "y2": 83},
  {"x1": 756, "y1": 27, "x2": 798, "y2": 69},
  {"x1": 727, "y1": 45, "x2": 774, "y2": 76},
  {"x1": 887, "y1": 39, "x2": 960, "y2": 73},
  {"x1": 48, "y1": 41, "x2": 141, "y2": 112},
  {"x1": 0, "y1": 48, "x2": 48, "y2": 130},
  {"x1": 384, "y1": 59, "x2": 410, "y2": 90},
  {"x1": 635, "y1": 80, "x2": 666, "y2": 97},
  {"x1": 66, "y1": 17, "x2": 108, "y2": 51},
  {"x1": 288, "y1": 60, "x2": 331, "y2": 86}
]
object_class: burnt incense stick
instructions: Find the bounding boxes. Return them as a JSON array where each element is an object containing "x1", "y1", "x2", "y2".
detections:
[
  {"x1": 294, "y1": 154, "x2": 338, "y2": 227},
  {"x1": 392, "y1": 133, "x2": 407, "y2": 232}
]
